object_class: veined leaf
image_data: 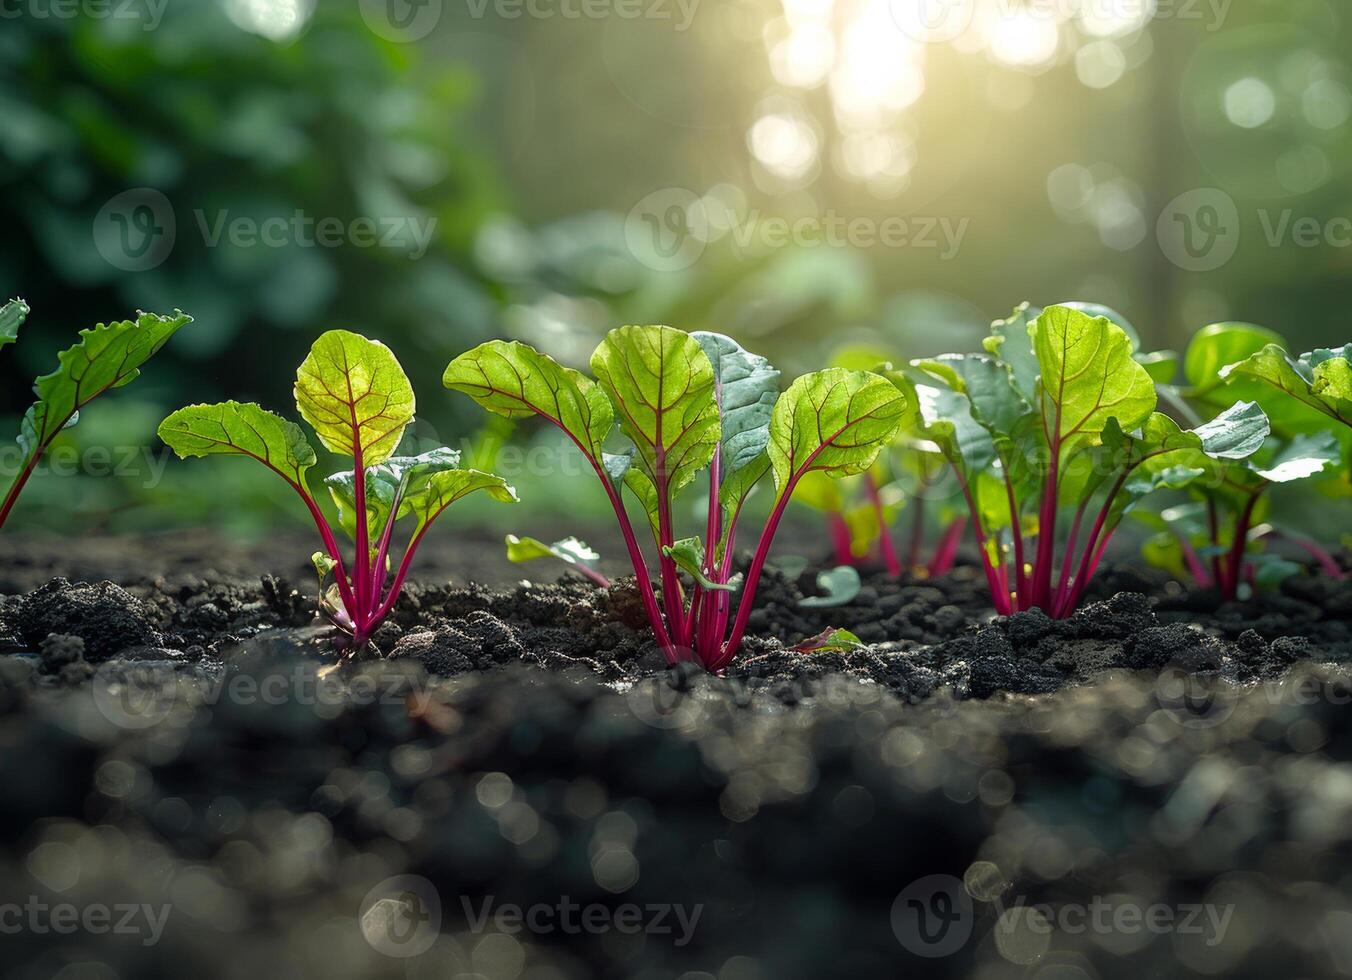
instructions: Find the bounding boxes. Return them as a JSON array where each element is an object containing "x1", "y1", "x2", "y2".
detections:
[
  {"x1": 1138, "y1": 350, "x2": 1179, "y2": 384},
  {"x1": 324, "y1": 447, "x2": 463, "y2": 539},
  {"x1": 506, "y1": 534, "x2": 601, "y2": 568},
  {"x1": 158, "y1": 401, "x2": 316, "y2": 486},
  {"x1": 662, "y1": 537, "x2": 738, "y2": 592},
  {"x1": 294, "y1": 330, "x2": 415, "y2": 466},
  {"x1": 403, "y1": 469, "x2": 518, "y2": 533},
  {"x1": 21, "y1": 311, "x2": 191, "y2": 465},
  {"x1": 799, "y1": 565, "x2": 862, "y2": 608},
  {"x1": 0, "y1": 298, "x2": 28, "y2": 349},
  {"x1": 445, "y1": 340, "x2": 616, "y2": 467},
  {"x1": 1032, "y1": 305, "x2": 1156, "y2": 453},
  {"x1": 793, "y1": 627, "x2": 864, "y2": 653},
  {"x1": 1251, "y1": 431, "x2": 1341, "y2": 484},
  {"x1": 1223, "y1": 343, "x2": 1352, "y2": 429},
  {"x1": 1059, "y1": 300, "x2": 1141, "y2": 351},
  {"x1": 769, "y1": 368, "x2": 908, "y2": 496},
  {"x1": 1191, "y1": 401, "x2": 1271, "y2": 460},
  {"x1": 1186, "y1": 323, "x2": 1286, "y2": 392},
  {"x1": 889, "y1": 367, "x2": 996, "y2": 478},
  {"x1": 692, "y1": 331, "x2": 779, "y2": 478},
  {"x1": 591, "y1": 325, "x2": 721, "y2": 501},
  {"x1": 983, "y1": 302, "x2": 1040, "y2": 400}
]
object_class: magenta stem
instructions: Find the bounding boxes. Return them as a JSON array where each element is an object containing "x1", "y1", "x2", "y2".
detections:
[{"x1": 864, "y1": 473, "x2": 901, "y2": 576}]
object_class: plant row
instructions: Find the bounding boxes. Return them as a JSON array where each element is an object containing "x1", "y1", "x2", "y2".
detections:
[{"x1": 2, "y1": 298, "x2": 1348, "y2": 671}]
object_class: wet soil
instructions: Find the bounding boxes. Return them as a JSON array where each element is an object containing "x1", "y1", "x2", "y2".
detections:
[{"x1": 4, "y1": 532, "x2": 1352, "y2": 978}]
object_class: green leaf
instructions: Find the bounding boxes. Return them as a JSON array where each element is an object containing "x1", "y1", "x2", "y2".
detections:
[
  {"x1": 158, "y1": 400, "x2": 316, "y2": 486},
  {"x1": 21, "y1": 311, "x2": 191, "y2": 465},
  {"x1": 506, "y1": 534, "x2": 601, "y2": 568},
  {"x1": 792, "y1": 627, "x2": 864, "y2": 653},
  {"x1": 324, "y1": 447, "x2": 463, "y2": 540},
  {"x1": 312, "y1": 551, "x2": 338, "y2": 587},
  {"x1": 0, "y1": 298, "x2": 28, "y2": 349},
  {"x1": 1031, "y1": 304, "x2": 1156, "y2": 453},
  {"x1": 1191, "y1": 401, "x2": 1271, "y2": 460},
  {"x1": 891, "y1": 366, "x2": 996, "y2": 476},
  {"x1": 294, "y1": 330, "x2": 415, "y2": 466},
  {"x1": 983, "y1": 303, "x2": 1040, "y2": 400},
  {"x1": 769, "y1": 368, "x2": 908, "y2": 497},
  {"x1": 662, "y1": 536, "x2": 738, "y2": 592},
  {"x1": 1059, "y1": 301, "x2": 1141, "y2": 352},
  {"x1": 590, "y1": 325, "x2": 721, "y2": 502},
  {"x1": 1138, "y1": 350, "x2": 1179, "y2": 384},
  {"x1": 691, "y1": 331, "x2": 780, "y2": 477},
  {"x1": 1251, "y1": 431, "x2": 1341, "y2": 483},
  {"x1": 799, "y1": 565, "x2": 862, "y2": 608},
  {"x1": 1185, "y1": 322, "x2": 1286, "y2": 391},
  {"x1": 1224, "y1": 343, "x2": 1352, "y2": 432},
  {"x1": 402, "y1": 469, "x2": 518, "y2": 533},
  {"x1": 445, "y1": 340, "x2": 616, "y2": 466}
]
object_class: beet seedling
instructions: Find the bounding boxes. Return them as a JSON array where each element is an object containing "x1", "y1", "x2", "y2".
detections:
[
  {"x1": 1139, "y1": 322, "x2": 1349, "y2": 597},
  {"x1": 159, "y1": 330, "x2": 517, "y2": 651},
  {"x1": 445, "y1": 325, "x2": 907, "y2": 671},
  {"x1": 0, "y1": 299, "x2": 191, "y2": 530},
  {"x1": 892, "y1": 303, "x2": 1267, "y2": 618}
]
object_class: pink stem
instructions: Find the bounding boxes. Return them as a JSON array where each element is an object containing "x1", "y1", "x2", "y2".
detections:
[
  {"x1": 927, "y1": 516, "x2": 967, "y2": 577},
  {"x1": 953, "y1": 467, "x2": 1011, "y2": 616},
  {"x1": 827, "y1": 512, "x2": 853, "y2": 566},
  {"x1": 864, "y1": 473, "x2": 902, "y2": 576},
  {"x1": 1180, "y1": 538, "x2": 1212, "y2": 588},
  {"x1": 1004, "y1": 471, "x2": 1028, "y2": 608}
]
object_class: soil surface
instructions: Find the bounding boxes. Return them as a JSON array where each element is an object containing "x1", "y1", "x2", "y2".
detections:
[{"x1": 3, "y1": 532, "x2": 1352, "y2": 978}]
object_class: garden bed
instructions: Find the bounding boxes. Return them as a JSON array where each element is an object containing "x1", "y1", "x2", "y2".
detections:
[{"x1": 2, "y1": 531, "x2": 1352, "y2": 978}]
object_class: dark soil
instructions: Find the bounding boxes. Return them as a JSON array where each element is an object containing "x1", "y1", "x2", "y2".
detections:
[{"x1": 4, "y1": 532, "x2": 1352, "y2": 978}]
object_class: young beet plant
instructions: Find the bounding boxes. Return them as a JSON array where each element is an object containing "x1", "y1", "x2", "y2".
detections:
[
  {"x1": 893, "y1": 303, "x2": 1269, "y2": 618},
  {"x1": 159, "y1": 330, "x2": 517, "y2": 650},
  {"x1": 0, "y1": 299, "x2": 190, "y2": 529},
  {"x1": 444, "y1": 325, "x2": 907, "y2": 672},
  {"x1": 1134, "y1": 322, "x2": 1350, "y2": 597}
]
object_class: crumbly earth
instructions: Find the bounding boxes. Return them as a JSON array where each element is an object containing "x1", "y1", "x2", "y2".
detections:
[{"x1": 2, "y1": 533, "x2": 1352, "y2": 978}]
